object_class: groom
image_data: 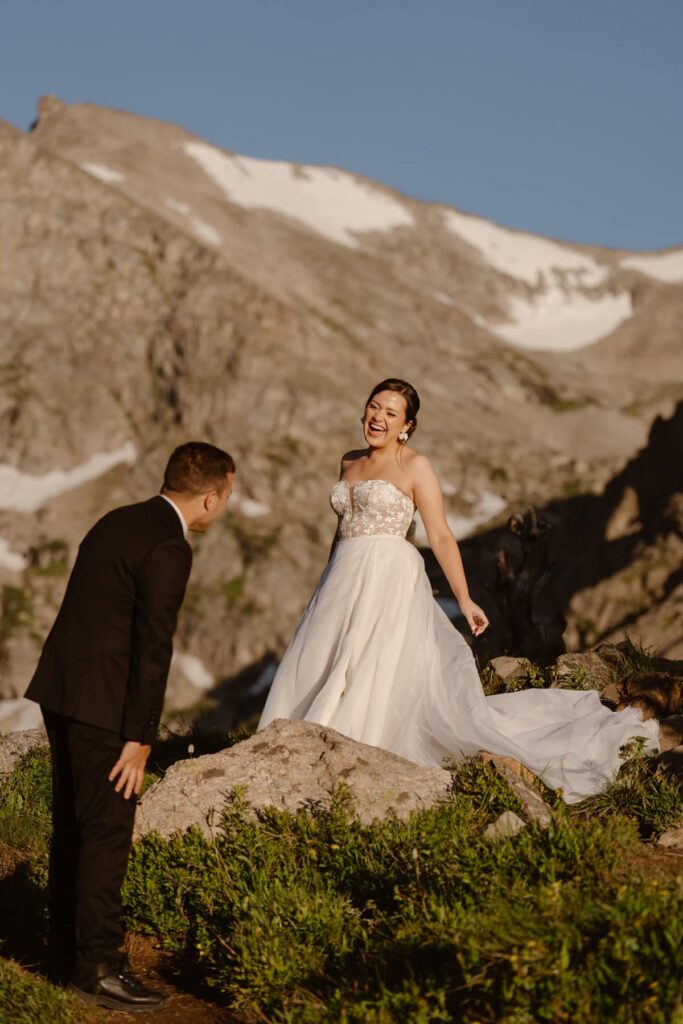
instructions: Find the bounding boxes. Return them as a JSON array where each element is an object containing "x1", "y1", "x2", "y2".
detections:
[{"x1": 25, "y1": 441, "x2": 235, "y2": 1012}]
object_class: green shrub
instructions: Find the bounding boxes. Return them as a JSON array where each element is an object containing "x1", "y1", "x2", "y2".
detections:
[
  {"x1": 123, "y1": 766, "x2": 683, "y2": 1023},
  {"x1": 574, "y1": 737, "x2": 683, "y2": 839},
  {"x1": 0, "y1": 746, "x2": 52, "y2": 858},
  {"x1": 0, "y1": 959, "x2": 76, "y2": 1024}
]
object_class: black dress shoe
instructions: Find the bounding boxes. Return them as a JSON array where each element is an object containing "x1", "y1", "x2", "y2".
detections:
[{"x1": 69, "y1": 961, "x2": 168, "y2": 1012}]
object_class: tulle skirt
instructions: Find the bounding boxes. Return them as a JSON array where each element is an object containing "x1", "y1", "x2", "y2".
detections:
[{"x1": 258, "y1": 535, "x2": 660, "y2": 803}]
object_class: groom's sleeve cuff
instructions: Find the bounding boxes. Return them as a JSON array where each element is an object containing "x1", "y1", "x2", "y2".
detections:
[{"x1": 123, "y1": 709, "x2": 160, "y2": 745}]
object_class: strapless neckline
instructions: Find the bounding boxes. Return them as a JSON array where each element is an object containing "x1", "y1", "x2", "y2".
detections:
[{"x1": 340, "y1": 478, "x2": 415, "y2": 508}]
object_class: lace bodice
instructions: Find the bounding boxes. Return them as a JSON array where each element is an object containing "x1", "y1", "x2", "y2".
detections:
[{"x1": 330, "y1": 479, "x2": 415, "y2": 539}]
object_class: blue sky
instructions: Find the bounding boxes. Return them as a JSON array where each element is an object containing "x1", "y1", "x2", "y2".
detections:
[{"x1": 2, "y1": 0, "x2": 681, "y2": 250}]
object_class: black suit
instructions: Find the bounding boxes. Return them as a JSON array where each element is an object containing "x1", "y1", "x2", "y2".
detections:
[{"x1": 26, "y1": 495, "x2": 192, "y2": 975}]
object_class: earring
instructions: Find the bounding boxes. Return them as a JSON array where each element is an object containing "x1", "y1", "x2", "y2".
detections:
[{"x1": 398, "y1": 430, "x2": 409, "y2": 443}]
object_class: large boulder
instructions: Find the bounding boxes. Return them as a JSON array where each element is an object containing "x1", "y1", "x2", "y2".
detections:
[
  {"x1": 0, "y1": 728, "x2": 47, "y2": 778},
  {"x1": 135, "y1": 719, "x2": 453, "y2": 839}
]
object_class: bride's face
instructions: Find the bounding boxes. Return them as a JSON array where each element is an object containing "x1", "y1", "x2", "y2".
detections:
[{"x1": 363, "y1": 390, "x2": 410, "y2": 449}]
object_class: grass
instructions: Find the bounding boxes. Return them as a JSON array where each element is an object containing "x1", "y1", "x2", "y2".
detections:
[
  {"x1": 0, "y1": 959, "x2": 76, "y2": 1024},
  {"x1": 122, "y1": 775, "x2": 683, "y2": 1023},
  {"x1": 0, "y1": 746, "x2": 52, "y2": 860},
  {"x1": 1, "y1": 718, "x2": 682, "y2": 1023},
  {"x1": 575, "y1": 737, "x2": 683, "y2": 839}
]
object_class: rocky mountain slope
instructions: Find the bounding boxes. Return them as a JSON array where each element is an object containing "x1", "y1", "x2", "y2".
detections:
[{"x1": 0, "y1": 96, "x2": 681, "y2": 730}]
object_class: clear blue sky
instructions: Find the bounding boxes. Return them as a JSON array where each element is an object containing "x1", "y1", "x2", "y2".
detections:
[{"x1": 2, "y1": 0, "x2": 681, "y2": 250}]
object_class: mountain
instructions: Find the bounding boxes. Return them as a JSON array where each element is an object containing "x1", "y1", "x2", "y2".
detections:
[{"x1": 0, "y1": 95, "x2": 681, "y2": 731}]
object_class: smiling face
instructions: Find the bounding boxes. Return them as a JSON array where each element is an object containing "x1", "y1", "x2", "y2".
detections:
[{"x1": 363, "y1": 390, "x2": 411, "y2": 450}]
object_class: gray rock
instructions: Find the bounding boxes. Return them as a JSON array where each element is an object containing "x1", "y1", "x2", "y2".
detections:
[
  {"x1": 552, "y1": 651, "x2": 613, "y2": 690},
  {"x1": 600, "y1": 682, "x2": 621, "y2": 708},
  {"x1": 474, "y1": 752, "x2": 553, "y2": 827},
  {"x1": 487, "y1": 657, "x2": 533, "y2": 690},
  {"x1": 134, "y1": 719, "x2": 452, "y2": 840},
  {"x1": 656, "y1": 826, "x2": 683, "y2": 850},
  {"x1": 0, "y1": 728, "x2": 47, "y2": 777},
  {"x1": 484, "y1": 811, "x2": 527, "y2": 840}
]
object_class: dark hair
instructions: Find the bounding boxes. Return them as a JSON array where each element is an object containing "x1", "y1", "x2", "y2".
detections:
[
  {"x1": 162, "y1": 442, "x2": 235, "y2": 496},
  {"x1": 366, "y1": 378, "x2": 420, "y2": 439}
]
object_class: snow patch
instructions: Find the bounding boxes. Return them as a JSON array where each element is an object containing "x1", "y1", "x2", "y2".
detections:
[
  {"x1": 0, "y1": 539, "x2": 27, "y2": 573},
  {"x1": 444, "y1": 208, "x2": 634, "y2": 350},
  {"x1": 446, "y1": 491, "x2": 508, "y2": 539},
  {"x1": 620, "y1": 249, "x2": 683, "y2": 283},
  {"x1": 444, "y1": 208, "x2": 607, "y2": 287},
  {"x1": 0, "y1": 698, "x2": 43, "y2": 732},
  {"x1": 478, "y1": 288, "x2": 633, "y2": 352},
  {"x1": 414, "y1": 490, "x2": 507, "y2": 547},
  {"x1": 0, "y1": 443, "x2": 137, "y2": 512},
  {"x1": 81, "y1": 162, "x2": 125, "y2": 185},
  {"x1": 172, "y1": 652, "x2": 214, "y2": 692},
  {"x1": 232, "y1": 495, "x2": 271, "y2": 518},
  {"x1": 165, "y1": 197, "x2": 222, "y2": 247},
  {"x1": 182, "y1": 141, "x2": 414, "y2": 248}
]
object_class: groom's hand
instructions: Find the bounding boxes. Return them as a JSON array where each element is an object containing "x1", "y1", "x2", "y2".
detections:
[{"x1": 109, "y1": 741, "x2": 152, "y2": 800}]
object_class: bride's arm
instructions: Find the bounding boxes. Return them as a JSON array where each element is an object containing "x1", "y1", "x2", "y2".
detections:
[{"x1": 412, "y1": 456, "x2": 489, "y2": 636}]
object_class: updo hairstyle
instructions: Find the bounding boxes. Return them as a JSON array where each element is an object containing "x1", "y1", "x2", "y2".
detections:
[{"x1": 365, "y1": 378, "x2": 420, "y2": 442}]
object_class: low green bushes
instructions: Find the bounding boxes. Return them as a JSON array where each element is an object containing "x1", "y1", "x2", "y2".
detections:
[
  {"x1": 0, "y1": 745, "x2": 52, "y2": 861},
  {"x1": 0, "y1": 959, "x2": 75, "y2": 1024},
  {"x1": 1, "y1": 737, "x2": 682, "y2": 1023},
  {"x1": 124, "y1": 762, "x2": 683, "y2": 1023}
]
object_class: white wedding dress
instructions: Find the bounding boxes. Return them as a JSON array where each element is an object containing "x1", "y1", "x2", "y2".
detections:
[{"x1": 258, "y1": 479, "x2": 660, "y2": 803}]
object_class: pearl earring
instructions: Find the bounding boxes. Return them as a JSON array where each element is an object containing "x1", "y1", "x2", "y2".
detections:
[{"x1": 398, "y1": 430, "x2": 409, "y2": 443}]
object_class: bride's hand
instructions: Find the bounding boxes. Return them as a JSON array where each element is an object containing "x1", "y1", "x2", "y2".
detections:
[{"x1": 461, "y1": 599, "x2": 489, "y2": 637}]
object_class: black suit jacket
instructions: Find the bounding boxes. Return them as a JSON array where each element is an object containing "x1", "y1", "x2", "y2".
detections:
[{"x1": 26, "y1": 496, "x2": 193, "y2": 744}]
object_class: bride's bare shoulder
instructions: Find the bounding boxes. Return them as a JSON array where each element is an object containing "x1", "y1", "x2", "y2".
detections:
[{"x1": 404, "y1": 450, "x2": 438, "y2": 484}]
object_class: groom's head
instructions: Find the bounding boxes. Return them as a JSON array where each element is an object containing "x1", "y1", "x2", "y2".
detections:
[{"x1": 161, "y1": 442, "x2": 235, "y2": 532}]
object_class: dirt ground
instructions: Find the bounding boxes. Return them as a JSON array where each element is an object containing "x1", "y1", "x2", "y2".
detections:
[
  {"x1": 85, "y1": 935, "x2": 240, "y2": 1024},
  {"x1": 0, "y1": 843, "x2": 241, "y2": 1022}
]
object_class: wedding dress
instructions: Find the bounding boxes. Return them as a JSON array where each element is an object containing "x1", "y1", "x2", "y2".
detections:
[{"x1": 258, "y1": 479, "x2": 660, "y2": 802}]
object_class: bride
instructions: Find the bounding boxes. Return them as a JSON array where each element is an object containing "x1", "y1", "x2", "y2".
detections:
[{"x1": 258, "y1": 378, "x2": 660, "y2": 802}]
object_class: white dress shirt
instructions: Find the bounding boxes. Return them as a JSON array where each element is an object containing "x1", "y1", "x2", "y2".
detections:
[{"x1": 161, "y1": 494, "x2": 189, "y2": 539}]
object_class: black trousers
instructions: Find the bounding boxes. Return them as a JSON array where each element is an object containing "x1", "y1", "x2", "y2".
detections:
[{"x1": 43, "y1": 709, "x2": 137, "y2": 977}]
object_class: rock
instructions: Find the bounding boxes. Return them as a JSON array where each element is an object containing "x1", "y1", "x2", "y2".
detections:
[
  {"x1": 656, "y1": 826, "x2": 683, "y2": 850},
  {"x1": 484, "y1": 811, "x2": 527, "y2": 840},
  {"x1": 593, "y1": 642, "x2": 683, "y2": 679},
  {"x1": 134, "y1": 719, "x2": 452, "y2": 840},
  {"x1": 658, "y1": 715, "x2": 683, "y2": 752},
  {"x1": 36, "y1": 94, "x2": 66, "y2": 122},
  {"x1": 552, "y1": 651, "x2": 613, "y2": 690},
  {"x1": 487, "y1": 656, "x2": 533, "y2": 690},
  {"x1": 600, "y1": 682, "x2": 621, "y2": 708},
  {"x1": 0, "y1": 728, "x2": 47, "y2": 777},
  {"x1": 474, "y1": 752, "x2": 553, "y2": 827}
]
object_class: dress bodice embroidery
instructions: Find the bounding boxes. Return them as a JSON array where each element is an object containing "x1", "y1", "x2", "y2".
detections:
[{"x1": 330, "y1": 479, "x2": 415, "y2": 539}]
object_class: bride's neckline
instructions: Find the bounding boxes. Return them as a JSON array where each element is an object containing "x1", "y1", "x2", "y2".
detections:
[{"x1": 339, "y1": 477, "x2": 415, "y2": 508}]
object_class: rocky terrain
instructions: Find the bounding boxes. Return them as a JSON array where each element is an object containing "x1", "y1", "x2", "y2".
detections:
[{"x1": 0, "y1": 95, "x2": 681, "y2": 731}]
